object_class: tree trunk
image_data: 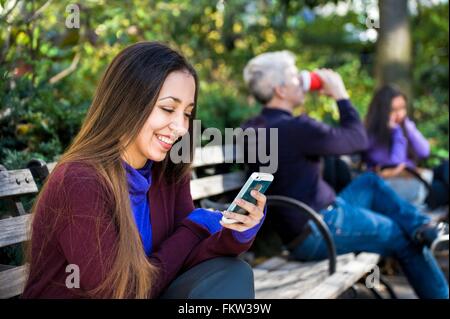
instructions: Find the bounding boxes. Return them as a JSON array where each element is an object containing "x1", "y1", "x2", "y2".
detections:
[{"x1": 375, "y1": 0, "x2": 412, "y2": 100}]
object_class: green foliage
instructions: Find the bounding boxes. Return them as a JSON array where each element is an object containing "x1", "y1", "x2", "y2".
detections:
[
  {"x1": 0, "y1": 0, "x2": 448, "y2": 170},
  {"x1": 0, "y1": 65, "x2": 86, "y2": 168},
  {"x1": 411, "y1": 2, "x2": 449, "y2": 165},
  {"x1": 197, "y1": 81, "x2": 260, "y2": 132}
]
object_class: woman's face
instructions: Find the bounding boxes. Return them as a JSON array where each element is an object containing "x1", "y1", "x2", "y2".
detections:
[
  {"x1": 124, "y1": 70, "x2": 196, "y2": 168},
  {"x1": 389, "y1": 95, "x2": 407, "y2": 127}
]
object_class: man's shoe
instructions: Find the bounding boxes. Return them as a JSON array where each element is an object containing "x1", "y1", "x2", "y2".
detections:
[
  {"x1": 415, "y1": 222, "x2": 449, "y2": 249},
  {"x1": 431, "y1": 223, "x2": 449, "y2": 254}
]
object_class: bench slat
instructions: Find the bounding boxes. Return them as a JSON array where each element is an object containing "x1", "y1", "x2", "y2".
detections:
[
  {"x1": 254, "y1": 256, "x2": 289, "y2": 271},
  {"x1": 0, "y1": 169, "x2": 38, "y2": 198},
  {"x1": 0, "y1": 214, "x2": 31, "y2": 248},
  {"x1": 47, "y1": 162, "x2": 57, "y2": 173},
  {"x1": 255, "y1": 264, "x2": 328, "y2": 292},
  {"x1": 299, "y1": 253, "x2": 380, "y2": 299},
  {"x1": 0, "y1": 265, "x2": 29, "y2": 299},
  {"x1": 193, "y1": 144, "x2": 244, "y2": 168},
  {"x1": 254, "y1": 254, "x2": 355, "y2": 296},
  {"x1": 257, "y1": 272, "x2": 330, "y2": 299},
  {"x1": 275, "y1": 255, "x2": 356, "y2": 299},
  {"x1": 190, "y1": 171, "x2": 246, "y2": 200}
]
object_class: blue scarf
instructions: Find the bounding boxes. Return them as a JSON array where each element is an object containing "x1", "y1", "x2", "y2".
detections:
[{"x1": 124, "y1": 160, "x2": 153, "y2": 255}]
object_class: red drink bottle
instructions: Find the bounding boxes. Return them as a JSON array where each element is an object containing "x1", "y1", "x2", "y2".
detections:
[{"x1": 300, "y1": 71, "x2": 322, "y2": 92}]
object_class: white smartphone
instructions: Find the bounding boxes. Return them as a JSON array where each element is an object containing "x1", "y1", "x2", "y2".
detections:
[{"x1": 221, "y1": 172, "x2": 274, "y2": 224}]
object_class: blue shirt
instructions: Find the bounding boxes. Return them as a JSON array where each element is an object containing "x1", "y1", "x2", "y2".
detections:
[{"x1": 124, "y1": 160, "x2": 153, "y2": 255}]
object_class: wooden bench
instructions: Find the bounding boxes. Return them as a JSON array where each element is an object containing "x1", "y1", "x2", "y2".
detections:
[
  {"x1": 191, "y1": 146, "x2": 382, "y2": 299},
  {"x1": 0, "y1": 145, "x2": 382, "y2": 299}
]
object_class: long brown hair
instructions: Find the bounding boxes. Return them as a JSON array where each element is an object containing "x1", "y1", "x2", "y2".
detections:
[{"x1": 27, "y1": 42, "x2": 198, "y2": 298}]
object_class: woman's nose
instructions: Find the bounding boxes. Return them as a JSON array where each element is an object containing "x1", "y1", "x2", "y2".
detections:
[{"x1": 169, "y1": 121, "x2": 188, "y2": 139}]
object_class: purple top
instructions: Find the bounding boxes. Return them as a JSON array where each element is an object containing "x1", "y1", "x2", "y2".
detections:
[{"x1": 365, "y1": 118, "x2": 430, "y2": 168}]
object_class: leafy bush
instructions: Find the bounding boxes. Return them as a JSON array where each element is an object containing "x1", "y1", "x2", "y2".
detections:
[{"x1": 0, "y1": 1, "x2": 447, "y2": 170}]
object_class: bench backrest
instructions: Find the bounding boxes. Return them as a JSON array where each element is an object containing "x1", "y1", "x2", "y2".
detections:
[
  {"x1": 0, "y1": 168, "x2": 38, "y2": 298},
  {"x1": 0, "y1": 168, "x2": 38, "y2": 249}
]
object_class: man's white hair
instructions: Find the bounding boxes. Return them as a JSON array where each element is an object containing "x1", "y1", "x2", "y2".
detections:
[{"x1": 243, "y1": 50, "x2": 297, "y2": 104}]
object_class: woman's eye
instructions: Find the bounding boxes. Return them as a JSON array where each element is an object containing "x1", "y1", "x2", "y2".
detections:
[
  {"x1": 184, "y1": 113, "x2": 193, "y2": 118},
  {"x1": 161, "y1": 107, "x2": 174, "y2": 113}
]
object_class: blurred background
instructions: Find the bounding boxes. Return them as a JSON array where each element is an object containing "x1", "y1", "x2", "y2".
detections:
[{"x1": 0, "y1": 0, "x2": 448, "y2": 170}]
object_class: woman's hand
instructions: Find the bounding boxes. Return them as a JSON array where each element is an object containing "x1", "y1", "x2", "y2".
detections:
[
  {"x1": 220, "y1": 190, "x2": 266, "y2": 232},
  {"x1": 388, "y1": 112, "x2": 399, "y2": 129}
]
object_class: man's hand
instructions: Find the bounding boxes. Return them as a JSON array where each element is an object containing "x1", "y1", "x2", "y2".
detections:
[{"x1": 315, "y1": 69, "x2": 349, "y2": 101}]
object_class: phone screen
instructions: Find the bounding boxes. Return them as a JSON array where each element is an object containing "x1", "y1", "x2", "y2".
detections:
[{"x1": 227, "y1": 178, "x2": 272, "y2": 215}]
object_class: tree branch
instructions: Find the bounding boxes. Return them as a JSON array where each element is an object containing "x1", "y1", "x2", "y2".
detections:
[
  {"x1": 49, "y1": 52, "x2": 80, "y2": 84},
  {"x1": 0, "y1": 0, "x2": 19, "y2": 20},
  {"x1": 26, "y1": 0, "x2": 52, "y2": 23}
]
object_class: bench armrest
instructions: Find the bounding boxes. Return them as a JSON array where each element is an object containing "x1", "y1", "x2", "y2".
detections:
[
  {"x1": 27, "y1": 158, "x2": 50, "y2": 183},
  {"x1": 266, "y1": 195, "x2": 337, "y2": 275}
]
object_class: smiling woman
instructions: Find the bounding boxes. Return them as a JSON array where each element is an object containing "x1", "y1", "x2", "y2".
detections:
[{"x1": 21, "y1": 41, "x2": 266, "y2": 299}]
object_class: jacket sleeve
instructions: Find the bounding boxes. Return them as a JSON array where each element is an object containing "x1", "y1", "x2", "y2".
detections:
[
  {"x1": 389, "y1": 126, "x2": 409, "y2": 164},
  {"x1": 147, "y1": 174, "x2": 261, "y2": 297},
  {"x1": 292, "y1": 99, "x2": 369, "y2": 156},
  {"x1": 181, "y1": 223, "x2": 255, "y2": 271},
  {"x1": 171, "y1": 176, "x2": 255, "y2": 272},
  {"x1": 403, "y1": 118, "x2": 430, "y2": 159}
]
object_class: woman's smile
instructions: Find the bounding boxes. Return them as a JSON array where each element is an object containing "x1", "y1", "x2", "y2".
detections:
[{"x1": 155, "y1": 133, "x2": 175, "y2": 151}]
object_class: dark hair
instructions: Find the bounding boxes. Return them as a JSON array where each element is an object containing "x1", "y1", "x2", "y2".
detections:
[
  {"x1": 28, "y1": 41, "x2": 198, "y2": 298},
  {"x1": 365, "y1": 84, "x2": 407, "y2": 150}
]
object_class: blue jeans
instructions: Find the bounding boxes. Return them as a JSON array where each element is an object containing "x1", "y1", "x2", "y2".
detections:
[{"x1": 290, "y1": 172, "x2": 449, "y2": 299}]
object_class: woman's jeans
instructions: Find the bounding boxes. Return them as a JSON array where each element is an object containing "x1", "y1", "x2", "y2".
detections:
[
  {"x1": 160, "y1": 257, "x2": 255, "y2": 299},
  {"x1": 290, "y1": 172, "x2": 449, "y2": 299}
]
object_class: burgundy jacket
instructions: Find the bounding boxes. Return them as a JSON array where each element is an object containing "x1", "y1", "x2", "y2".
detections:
[{"x1": 22, "y1": 162, "x2": 253, "y2": 298}]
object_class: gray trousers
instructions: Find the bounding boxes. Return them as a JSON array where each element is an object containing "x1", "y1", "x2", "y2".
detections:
[{"x1": 160, "y1": 257, "x2": 255, "y2": 299}]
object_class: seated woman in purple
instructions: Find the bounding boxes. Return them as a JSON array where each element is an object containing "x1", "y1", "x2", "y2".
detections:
[{"x1": 364, "y1": 85, "x2": 430, "y2": 178}]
